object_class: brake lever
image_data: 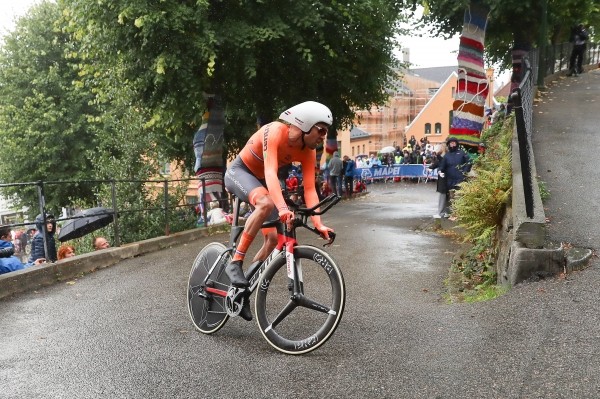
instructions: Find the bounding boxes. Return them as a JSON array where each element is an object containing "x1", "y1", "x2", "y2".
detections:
[
  {"x1": 323, "y1": 231, "x2": 336, "y2": 247},
  {"x1": 304, "y1": 225, "x2": 336, "y2": 246}
]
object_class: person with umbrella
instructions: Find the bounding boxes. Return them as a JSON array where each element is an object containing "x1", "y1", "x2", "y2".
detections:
[{"x1": 58, "y1": 207, "x2": 115, "y2": 244}]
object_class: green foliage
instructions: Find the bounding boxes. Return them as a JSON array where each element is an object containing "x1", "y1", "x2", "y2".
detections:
[
  {"x1": 445, "y1": 115, "x2": 513, "y2": 302},
  {"x1": 0, "y1": 2, "x2": 100, "y2": 214},
  {"x1": 415, "y1": 0, "x2": 600, "y2": 69},
  {"x1": 62, "y1": 0, "x2": 406, "y2": 165},
  {"x1": 538, "y1": 179, "x2": 550, "y2": 203},
  {"x1": 453, "y1": 116, "x2": 512, "y2": 242}
]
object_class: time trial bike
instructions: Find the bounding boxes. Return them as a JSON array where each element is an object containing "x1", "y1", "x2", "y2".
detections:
[{"x1": 187, "y1": 193, "x2": 345, "y2": 355}]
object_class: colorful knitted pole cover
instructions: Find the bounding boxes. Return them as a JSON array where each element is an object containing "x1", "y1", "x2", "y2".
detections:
[
  {"x1": 449, "y1": 2, "x2": 489, "y2": 148},
  {"x1": 509, "y1": 43, "x2": 530, "y2": 96},
  {"x1": 193, "y1": 96, "x2": 226, "y2": 212}
]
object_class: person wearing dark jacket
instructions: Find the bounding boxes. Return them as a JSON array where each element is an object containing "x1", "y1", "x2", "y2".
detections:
[
  {"x1": 567, "y1": 24, "x2": 589, "y2": 76},
  {"x1": 343, "y1": 155, "x2": 356, "y2": 197},
  {"x1": 27, "y1": 213, "x2": 58, "y2": 264},
  {"x1": 438, "y1": 137, "x2": 471, "y2": 212},
  {"x1": 429, "y1": 150, "x2": 448, "y2": 217},
  {"x1": 0, "y1": 226, "x2": 44, "y2": 275}
]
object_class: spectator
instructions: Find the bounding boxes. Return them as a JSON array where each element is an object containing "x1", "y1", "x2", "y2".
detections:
[
  {"x1": 343, "y1": 155, "x2": 356, "y2": 198},
  {"x1": 206, "y1": 201, "x2": 230, "y2": 226},
  {"x1": 57, "y1": 244, "x2": 76, "y2": 260},
  {"x1": 320, "y1": 181, "x2": 333, "y2": 198},
  {"x1": 354, "y1": 179, "x2": 367, "y2": 193},
  {"x1": 438, "y1": 137, "x2": 471, "y2": 214},
  {"x1": 567, "y1": 23, "x2": 589, "y2": 76},
  {"x1": 28, "y1": 213, "x2": 58, "y2": 264},
  {"x1": 429, "y1": 149, "x2": 448, "y2": 218},
  {"x1": 491, "y1": 104, "x2": 506, "y2": 124},
  {"x1": 285, "y1": 171, "x2": 299, "y2": 193},
  {"x1": 1, "y1": 226, "x2": 44, "y2": 274},
  {"x1": 93, "y1": 236, "x2": 110, "y2": 250},
  {"x1": 409, "y1": 135, "x2": 417, "y2": 148},
  {"x1": 328, "y1": 151, "x2": 343, "y2": 197},
  {"x1": 394, "y1": 153, "x2": 402, "y2": 165}
]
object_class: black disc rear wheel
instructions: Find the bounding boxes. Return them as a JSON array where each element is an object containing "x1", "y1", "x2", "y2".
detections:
[{"x1": 187, "y1": 242, "x2": 231, "y2": 334}]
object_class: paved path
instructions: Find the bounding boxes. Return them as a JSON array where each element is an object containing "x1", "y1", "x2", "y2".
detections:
[
  {"x1": 4, "y1": 180, "x2": 600, "y2": 398},
  {"x1": 532, "y1": 68, "x2": 600, "y2": 250}
]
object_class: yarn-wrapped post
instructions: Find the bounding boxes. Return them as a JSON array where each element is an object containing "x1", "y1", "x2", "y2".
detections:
[{"x1": 449, "y1": 2, "x2": 489, "y2": 149}]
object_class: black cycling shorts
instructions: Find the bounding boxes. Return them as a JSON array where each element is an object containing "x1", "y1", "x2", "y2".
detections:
[{"x1": 224, "y1": 157, "x2": 279, "y2": 220}]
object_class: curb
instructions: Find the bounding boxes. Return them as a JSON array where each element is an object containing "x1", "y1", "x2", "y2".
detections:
[
  {"x1": 0, "y1": 225, "x2": 228, "y2": 301},
  {"x1": 565, "y1": 247, "x2": 593, "y2": 273}
]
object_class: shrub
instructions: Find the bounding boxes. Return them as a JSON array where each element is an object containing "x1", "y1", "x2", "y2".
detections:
[{"x1": 447, "y1": 116, "x2": 513, "y2": 300}]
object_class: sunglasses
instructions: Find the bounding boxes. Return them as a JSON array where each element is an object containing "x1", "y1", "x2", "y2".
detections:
[{"x1": 313, "y1": 125, "x2": 328, "y2": 136}]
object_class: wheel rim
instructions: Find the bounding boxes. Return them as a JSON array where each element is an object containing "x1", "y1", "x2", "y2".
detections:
[
  {"x1": 255, "y1": 246, "x2": 345, "y2": 354},
  {"x1": 187, "y1": 242, "x2": 231, "y2": 333}
]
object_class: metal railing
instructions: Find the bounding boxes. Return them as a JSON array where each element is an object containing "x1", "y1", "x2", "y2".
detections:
[
  {"x1": 511, "y1": 59, "x2": 534, "y2": 218},
  {"x1": 531, "y1": 42, "x2": 599, "y2": 84},
  {"x1": 0, "y1": 177, "x2": 231, "y2": 261}
]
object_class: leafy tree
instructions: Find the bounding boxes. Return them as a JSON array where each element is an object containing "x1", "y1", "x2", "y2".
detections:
[
  {"x1": 413, "y1": 0, "x2": 598, "y2": 68},
  {"x1": 62, "y1": 0, "x2": 406, "y2": 165},
  {"x1": 0, "y1": 1, "x2": 99, "y2": 214}
]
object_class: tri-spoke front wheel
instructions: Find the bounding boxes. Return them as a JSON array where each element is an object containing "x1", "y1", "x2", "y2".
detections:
[{"x1": 254, "y1": 245, "x2": 345, "y2": 355}]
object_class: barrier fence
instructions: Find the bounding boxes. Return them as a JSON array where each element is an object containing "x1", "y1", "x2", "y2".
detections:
[
  {"x1": 355, "y1": 164, "x2": 438, "y2": 182},
  {"x1": 0, "y1": 177, "x2": 229, "y2": 261}
]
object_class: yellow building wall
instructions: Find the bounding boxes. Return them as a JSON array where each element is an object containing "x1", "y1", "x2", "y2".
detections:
[{"x1": 405, "y1": 73, "x2": 458, "y2": 147}]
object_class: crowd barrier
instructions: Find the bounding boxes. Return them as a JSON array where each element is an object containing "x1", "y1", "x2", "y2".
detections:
[{"x1": 355, "y1": 164, "x2": 437, "y2": 182}]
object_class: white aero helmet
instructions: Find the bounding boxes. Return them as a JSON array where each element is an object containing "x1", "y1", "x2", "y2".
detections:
[{"x1": 279, "y1": 101, "x2": 333, "y2": 133}]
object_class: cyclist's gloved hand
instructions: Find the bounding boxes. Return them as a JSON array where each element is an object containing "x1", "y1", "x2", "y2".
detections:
[
  {"x1": 314, "y1": 222, "x2": 333, "y2": 240},
  {"x1": 278, "y1": 209, "x2": 294, "y2": 223}
]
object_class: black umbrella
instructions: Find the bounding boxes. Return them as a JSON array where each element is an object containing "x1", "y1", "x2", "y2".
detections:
[{"x1": 58, "y1": 207, "x2": 115, "y2": 242}]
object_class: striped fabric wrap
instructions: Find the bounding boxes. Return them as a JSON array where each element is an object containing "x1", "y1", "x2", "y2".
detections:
[
  {"x1": 323, "y1": 138, "x2": 338, "y2": 166},
  {"x1": 316, "y1": 144, "x2": 324, "y2": 168},
  {"x1": 448, "y1": 2, "x2": 489, "y2": 148},
  {"x1": 453, "y1": 100, "x2": 484, "y2": 115},
  {"x1": 454, "y1": 110, "x2": 485, "y2": 124},
  {"x1": 193, "y1": 98, "x2": 225, "y2": 206}
]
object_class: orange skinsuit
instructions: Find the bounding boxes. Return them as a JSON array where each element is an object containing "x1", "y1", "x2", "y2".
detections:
[{"x1": 238, "y1": 121, "x2": 323, "y2": 226}]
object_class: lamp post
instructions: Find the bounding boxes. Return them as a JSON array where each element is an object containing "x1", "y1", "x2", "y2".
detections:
[{"x1": 485, "y1": 67, "x2": 495, "y2": 110}]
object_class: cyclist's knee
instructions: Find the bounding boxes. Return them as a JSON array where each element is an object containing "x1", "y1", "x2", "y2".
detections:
[{"x1": 253, "y1": 195, "x2": 275, "y2": 215}]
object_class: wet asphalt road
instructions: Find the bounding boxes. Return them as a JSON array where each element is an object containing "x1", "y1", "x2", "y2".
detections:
[{"x1": 4, "y1": 174, "x2": 600, "y2": 398}]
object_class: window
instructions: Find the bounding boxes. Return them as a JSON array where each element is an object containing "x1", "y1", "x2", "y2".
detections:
[
  {"x1": 159, "y1": 161, "x2": 171, "y2": 176},
  {"x1": 352, "y1": 146, "x2": 355, "y2": 156},
  {"x1": 186, "y1": 196, "x2": 198, "y2": 205},
  {"x1": 435, "y1": 123, "x2": 442, "y2": 134},
  {"x1": 424, "y1": 123, "x2": 431, "y2": 135},
  {"x1": 362, "y1": 144, "x2": 365, "y2": 154}
]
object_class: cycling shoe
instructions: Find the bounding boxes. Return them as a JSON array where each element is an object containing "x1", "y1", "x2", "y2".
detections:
[
  {"x1": 239, "y1": 299, "x2": 253, "y2": 321},
  {"x1": 225, "y1": 260, "x2": 250, "y2": 287}
]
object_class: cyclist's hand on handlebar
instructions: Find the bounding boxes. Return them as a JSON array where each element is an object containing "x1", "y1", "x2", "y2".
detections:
[
  {"x1": 279, "y1": 209, "x2": 294, "y2": 228},
  {"x1": 314, "y1": 223, "x2": 333, "y2": 240}
]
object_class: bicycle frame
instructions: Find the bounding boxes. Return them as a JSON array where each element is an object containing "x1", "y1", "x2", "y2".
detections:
[
  {"x1": 200, "y1": 192, "x2": 340, "y2": 302},
  {"x1": 201, "y1": 217, "x2": 297, "y2": 301}
]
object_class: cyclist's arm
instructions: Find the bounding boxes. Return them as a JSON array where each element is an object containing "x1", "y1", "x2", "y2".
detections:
[
  {"x1": 299, "y1": 151, "x2": 323, "y2": 227},
  {"x1": 263, "y1": 126, "x2": 289, "y2": 215}
]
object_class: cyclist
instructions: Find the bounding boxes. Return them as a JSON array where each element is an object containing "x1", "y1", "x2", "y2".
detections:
[{"x1": 224, "y1": 101, "x2": 335, "y2": 320}]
